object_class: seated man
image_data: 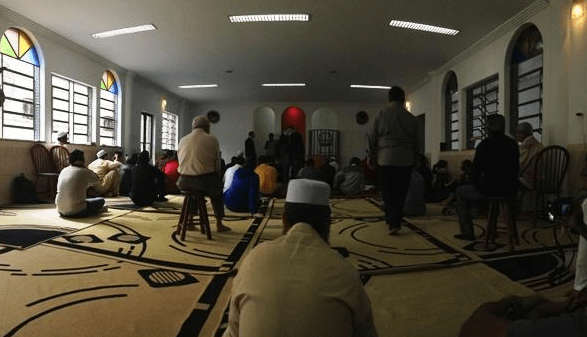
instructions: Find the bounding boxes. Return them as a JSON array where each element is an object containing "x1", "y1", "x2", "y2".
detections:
[
  {"x1": 88, "y1": 149, "x2": 122, "y2": 197},
  {"x1": 517, "y1": 122, "x2": 543, "y2": 188},
  {"x1": 320, "y1": 159, "x2": 336, "y2": 187},
  {"x1": 56, "y1": 131, "x2": 69, "y2": 147},
  {"x1": 120, "y1": 153, "x2": 137, "y2": 196},
  {"x1": 129, "y1": 151, "x2": 167, "y2": 207},
  {"x1": 56, "y1": 149, "x2": 106, "y2": 217},
  {"x1": 254, "y1": 155, "x2": 278, "y2": 196},
  {"x1": 224, "y1": 155, "x2": 245, "y2": 193},
  {"x1": 403, "y1": 169, "x2": 426, "y2": 217},
  {"x1": 223, "y1": 165, "x2": 262, "y2": 216},
  {"x1": 459, "y1": 294, "x2": 587, "y2": 337},
  {"x1": 454, "y1": 114, "x2": 519, "y2": 241},
  {"x1": 177, "y1": 116, "x2": 230, "y2": 232},
  {"x1": 296, "y1": 157, "x2": 323, "y2": 181},
  {"x1": 223, "y1": 179, "x2": 378, "y2": 337},
  {"x1": 333, "y1": 157, "x2": 365, "y2": 195},
  {"x1": 163, "y1": 150, "x2": 180, "y2": 194}
]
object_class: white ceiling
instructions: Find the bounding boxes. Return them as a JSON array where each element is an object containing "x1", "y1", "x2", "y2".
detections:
[{"x1": 0, "y1": 0, "x2": 537, "y2": 104}]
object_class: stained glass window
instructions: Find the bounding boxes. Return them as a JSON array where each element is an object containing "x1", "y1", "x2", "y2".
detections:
[
  {"x1": 100, "y1": 70, "x2": 119, "y2": 146},
  {"x1": 0, "y1": 28, "x2": 40, "y2": 141},
  {"x1": 510, "y1": 25, "x2": 543, "y2": 142}
]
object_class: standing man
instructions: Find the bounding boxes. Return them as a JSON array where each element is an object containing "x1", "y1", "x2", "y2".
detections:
[
  {"x1": 177, "y1": 116, "x2": 230, "y2": 232},
  {"x1": 223, "y1": 179, "x2": 378, "y2": 337},
  {"x1": 368, "y1": 86, "x2": 419, "y2": 235},
  {"x1": 245, "y1": 131, "x2": 257, "y2": 169}
]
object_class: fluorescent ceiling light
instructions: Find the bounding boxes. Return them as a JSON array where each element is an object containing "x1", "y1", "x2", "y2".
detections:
[
  {"x1": 389, "y1": 20, "x2": 459, "y2": 36},
  {"x1": 229, "y1": 14, "x2": 310, "y2": 23},
  {"x1": 92, "y1": 24, "x2": 157, "y2": 39},
  {"x1": 262, "y1": 83, "x2": 306, "y2": 87},
  {"x1": 178, "y1": 84, "x2": 218, "y2": 89},
  {"x1": 351, "y1": 85, "x2": 392, "y2": 90}
]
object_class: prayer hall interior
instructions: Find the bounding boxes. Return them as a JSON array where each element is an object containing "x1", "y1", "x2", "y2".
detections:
[{"x1": 0, "y1": 0, "x2": 586, "y2": 335}]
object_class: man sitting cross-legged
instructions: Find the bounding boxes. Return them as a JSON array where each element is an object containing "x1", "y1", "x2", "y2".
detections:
[
  {"x1": 88, "y1": 149, "x2": 122, "y2": 197},
  {"x1": 223, "y1": 179, "x2": 378, "y2": 337},
  {"x1": 56, "y1": 149, "x2": 107, "y2": 217},
  {"x1": 129, "y1": 150, "x2": 167, "y2": 207}
]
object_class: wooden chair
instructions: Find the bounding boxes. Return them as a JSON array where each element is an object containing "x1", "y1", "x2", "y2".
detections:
[
  {"x1": 485, "y1": 196, "x2": 519, "y2": 251},
  {"x1": 50, "y1": 145, "x2": 70, "y2": 173},
  {"x1": 30, "y1": 143, "x2": 59, "y2": 199},
  {"x1": 519, "y1": 145, "x2": 569, "y2": 225},
  {"x1": 176, "y1": 192, "x2": 212, "y2": 240}
]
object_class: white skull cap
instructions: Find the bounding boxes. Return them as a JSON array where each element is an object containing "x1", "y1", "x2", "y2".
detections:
[{"x1": 285, "y1": 179, "x2": 330, "y2": 206}]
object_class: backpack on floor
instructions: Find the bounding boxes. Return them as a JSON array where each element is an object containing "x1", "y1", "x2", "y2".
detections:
[{"x1": 12, "y1": 173, "x2": 39, "y2": 203}]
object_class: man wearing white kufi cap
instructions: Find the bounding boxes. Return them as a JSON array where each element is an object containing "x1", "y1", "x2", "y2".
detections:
[
  {"x1": 56, "y1": 131, "x2": 69, "y2": 146},
  {"x1": 88, "y1": 149, "x2": 122, "y2": 197},
  {"x1": 223, "y1": 179, "x2": 378, "y2": 337}
]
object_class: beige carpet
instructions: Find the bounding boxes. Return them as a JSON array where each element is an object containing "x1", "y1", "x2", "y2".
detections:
[
  {"x1": 365, "y1": 263, "x2": 534, "y2": 337},
  {"x1": 0, "y1": 244, "x2": 211, "y2": 337}
]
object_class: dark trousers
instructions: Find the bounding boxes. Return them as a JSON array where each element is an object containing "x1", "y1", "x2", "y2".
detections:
[
  {"x1": 176, "y1": 174, "x2": 225, "y2": 219},
  {"x1": 379, "y1": 165, "x2": 412, "y2": 229},
  {"x1": 60, "y1": 198, "x2": 105, "y2": 218}
]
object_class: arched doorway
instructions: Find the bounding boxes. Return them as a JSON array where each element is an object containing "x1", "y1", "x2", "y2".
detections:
[{"x1": 253, "y1": 106, "x2": 276, "y2": 156}]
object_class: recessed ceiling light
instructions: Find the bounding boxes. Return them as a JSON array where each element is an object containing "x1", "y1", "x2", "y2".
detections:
[
  {"x1": 178, "y1": 84, "x2": 218, "y2": 89},
  {"x1": 91, "y1": 24, "x2": 157, "y2": 39},
  {"x1": 229, "y1": 14, "x2": 310, "y2": 23},
  {"x1": 389, "y1": 20, "x2": 459, "y2": 36},
  {"x1": 351, "y1": 85, "x2": 391, "y2": 90},
  {"x1": 262, "y1": 83, "x2": 306, "y2": 87}
]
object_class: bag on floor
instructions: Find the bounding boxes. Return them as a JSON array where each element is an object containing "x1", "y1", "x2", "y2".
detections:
[{"x1": 12, "y1": 173, "x2": 39, "y2": 203}]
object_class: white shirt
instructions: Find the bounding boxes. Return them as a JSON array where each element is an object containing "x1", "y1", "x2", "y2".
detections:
[
  {"x1": 88, "y1": 158, "x2": 122, "y2": 179},
  {"x1": 576, "y1": 199, "x2": 587, "y2": 291},
  {"x1": 223, "y1": 164, "x2": 242, "y2": 192},
  {"x1": 223, "y1": 223, "x2": 378, "y2": 337},
  {"x1": 56, "y1": 166, "x2": 100, "y2": 215}
]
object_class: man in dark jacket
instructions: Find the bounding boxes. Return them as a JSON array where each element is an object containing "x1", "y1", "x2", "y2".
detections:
[
  {"x1": 129, "y1": 151, "x2": 167, "y2": 207},
  {"x1": 454, "y1": 114, "x2": 519, "y2": 240}
]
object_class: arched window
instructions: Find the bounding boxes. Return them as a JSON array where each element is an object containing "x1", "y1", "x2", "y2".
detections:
[
  {"x1": 509, "y1": 25, "x2": 543, "y2": 141},
  {"x1": 0, "y1": 28, "x2": 41, "y2": 141},
  {"x1": 99, "y1": 70, "x2": 120, "y2": 146},
  {"x1": 444, "y1": 72, "x2": 459, "y2": 150}
]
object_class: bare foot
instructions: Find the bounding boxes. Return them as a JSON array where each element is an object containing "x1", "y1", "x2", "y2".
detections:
[
  {"x1": 100, "y1": 206, "x2": 109, "y2": 213},
  {"x1": 217, "y1": 224, "x2": 231, "y2": 232}
]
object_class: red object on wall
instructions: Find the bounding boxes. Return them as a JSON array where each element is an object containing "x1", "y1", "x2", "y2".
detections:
[{"x1": 281, "y1": 106, "x2": 306, "y2": 144}]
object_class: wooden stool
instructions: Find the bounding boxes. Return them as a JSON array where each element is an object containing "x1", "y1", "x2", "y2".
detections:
[
  {"x1": 176, "y1": 193, "x2": 212, "y2": 240},
  {"x1": 485, "y1": 197, "x2": 519, "y2": 251}
]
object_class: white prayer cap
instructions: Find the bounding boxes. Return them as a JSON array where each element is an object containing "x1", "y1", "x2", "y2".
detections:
[
  {"x1": 57, "y1": 131, "x2": 68, "y2": 139},
  {"x1": 96, "y1": 150, "x2": 107, "y2": 158},
  {"x1": 286, "y1": 179, "x2": 330, "y2": 206}
]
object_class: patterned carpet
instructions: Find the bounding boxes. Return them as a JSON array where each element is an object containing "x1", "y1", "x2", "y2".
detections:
[{"x1": 0, "y1": 196, "x2": 577, "y2": 337}]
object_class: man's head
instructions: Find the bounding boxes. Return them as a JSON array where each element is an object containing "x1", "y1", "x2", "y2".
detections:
[
  {"x1": 69, "y1": 149, "x2": 85, "y2": 167},
  {"x1": 486, "y1": 114, "x2": 506, "y2": 136},
  {"x1": 113, "y1": 151, "x2": 124, "y2": 163},
  {"x1": 305, "y1": 158, "x2": 315, "y2": 167},
  {"x1": 138, "y1": 150, "x2": 150, "y2": 165},
  {"x1": 283, "y1": 179, "x2": 331, "y2": 242},
  {"x1": 388, "y1": 86, "x2": 406, "y2": 104},
  {"x1": 350, "y1": 157, "x2": 361, "y2": 166},
  {"x1": 516, "y1": 122, "x2": 533, "y2": 142},
  {"x1": 96, "y1": 149, "x2": 108, "y2": 160},
  {"x1": 268, "y1": 133, "x2": 274, "y2": 140},
  {"x1": 192, "y1": 116, "x2": 210, "y2": 133},
  {"x1": 248, "y1": 131, "x2": 255, "y2": 138},
  {"x1": 57, "y1": 131, "x2": 68, "y2": 144},
  {"x1": 235, "y1": 155, "x2": 246, "y2": 166}
]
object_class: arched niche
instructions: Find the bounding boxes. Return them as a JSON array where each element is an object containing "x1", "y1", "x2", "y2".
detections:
[
  {"x1": 281, "y1": 106, "x2": 306, "y2": 137},
  {"x1": 311, "y1": 108, "x2": 338, "y2": 130},
  {"x1": 253, "y1": 106, "x2": 276, "y2": 154},
  {"x1": 442, "y1": 71, "x2": 459, "y2": 150}
]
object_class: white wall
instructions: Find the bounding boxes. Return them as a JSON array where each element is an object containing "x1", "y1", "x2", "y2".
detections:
[{"x1": 190, "y1": 102, "x2": 384, "y2": 167}]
